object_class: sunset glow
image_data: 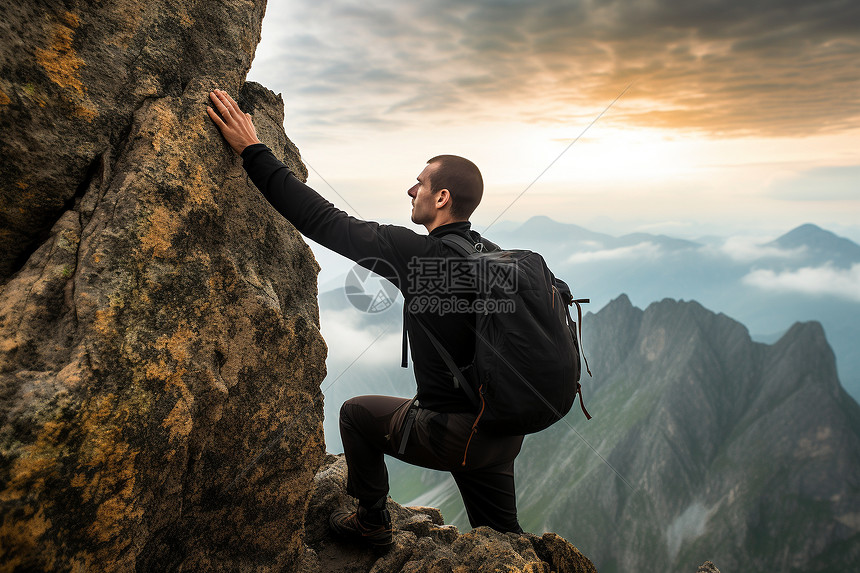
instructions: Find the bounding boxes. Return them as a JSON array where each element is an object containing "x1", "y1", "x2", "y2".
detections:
[{"x1": 247, "y1": 0, "x2": 860, "y2": 239}]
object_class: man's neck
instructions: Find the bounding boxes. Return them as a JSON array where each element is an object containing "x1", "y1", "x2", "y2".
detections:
[{"x1": 424, "y1": 217, "x2": 468, "y2": 233}]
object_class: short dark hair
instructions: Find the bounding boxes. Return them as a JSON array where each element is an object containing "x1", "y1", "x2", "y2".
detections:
[{"x1": 426, "y1": 155, "x2": 483, "y2": 220}]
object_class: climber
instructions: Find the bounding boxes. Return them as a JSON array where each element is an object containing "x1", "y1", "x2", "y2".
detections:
[{"x1": 207, "y1": 89, "x2": 525, "y2": 550}]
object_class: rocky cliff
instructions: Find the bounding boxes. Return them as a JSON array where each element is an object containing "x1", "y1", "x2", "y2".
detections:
[{"x1": 0, "y1": 1, "x2": 325, "y2": 571}]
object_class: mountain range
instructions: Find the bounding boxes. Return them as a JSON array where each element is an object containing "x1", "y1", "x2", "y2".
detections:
[
  {"x1": 499, "y1": 218, "x2": 860, "y2": 395},
  {"x1": 508, "y1": 295, "x2": 860, "y2": 572},
  {"x1": 317, "y1": 289, "x2": 860, "y2": 572}
]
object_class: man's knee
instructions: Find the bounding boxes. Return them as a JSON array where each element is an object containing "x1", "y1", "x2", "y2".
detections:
[{"x1": 339, "y1": 397, "x2": 364, "y2": 429}]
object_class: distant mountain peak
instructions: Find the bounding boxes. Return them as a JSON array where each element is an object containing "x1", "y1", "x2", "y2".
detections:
[
  {"x1": 535, "y1": 294, "x2": 859, "y2": 573},
  {"x1": 793, "y1": 222, "x2": 824, "y2": 233},
  {"x1": 524, "y1": 214, "x2": 557, "y2": 225},
  {"x1": 774, "y1": 223, "x2": 830, "y2": 244},
  {"x1": 771, "y1": 224, "x2": 860, "y2": 253},
  {"x1": 780, "y1": 319, "x2": 827, "y2": 343},
  {"x1": 507, "y1": 216, "x2": 612, "y2": 245},
  {"x1": 612, "y1": 293, "x2": 633, "y2": 307},
  {"x1": 767, "y1": 223, "x2": 860, "y2": 266},
  {"x1": 518, "y1": 215, "x2": 594, "y2": 234},
  {"x1": 507, "y1": 218, "x2": 701, "y2": 252},
  {"x1": 775, "y1": 320, "x2": 832, "y2": 358}
]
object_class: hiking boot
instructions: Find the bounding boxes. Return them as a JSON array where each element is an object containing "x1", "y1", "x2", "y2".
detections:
[{"x1": 329, "y1": 504, "x2": 393, "y2": 552}]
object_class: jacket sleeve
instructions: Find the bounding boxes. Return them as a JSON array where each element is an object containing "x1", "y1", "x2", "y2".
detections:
[{"x1": 240, "y1": 144, "x2": 424, "y2": 289}]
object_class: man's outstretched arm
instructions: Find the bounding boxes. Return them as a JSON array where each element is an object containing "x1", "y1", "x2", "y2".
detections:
[{"x1": 206, "y1": 89, "x2": 427, "y2": 287}]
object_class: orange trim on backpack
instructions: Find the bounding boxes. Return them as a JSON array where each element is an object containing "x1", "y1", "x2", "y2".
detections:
[
  {"x1": 577, "y1": 384, "x2": 593, "y2": 420},
  {"x1": 461, "y1": 385, "x2": 486, "y2": 467},
  {"x1": 573, "y1": 299, "x2": 592, "y2": 377}
]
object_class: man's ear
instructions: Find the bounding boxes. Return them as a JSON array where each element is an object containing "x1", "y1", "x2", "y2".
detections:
[{"x1": 436, "y1": 189, "x2": 451, "y2": 210}]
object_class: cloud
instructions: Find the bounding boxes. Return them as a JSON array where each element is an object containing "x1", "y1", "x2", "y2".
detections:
[
  {"x1": 666, "y1": 502, "x2": 714, "y2": 561},
  {"x1": 319, "y1": 308, "x2": 402, "y2": 367},
  {"x1": 251, "y1": 0, "x2": 860, "y2": 137},
  {"x1": 742, "y1": 263, "x2": 860, "y2": 301},
  {"x1": 717, "y1": 236, "x2": 806, "y2": 262},
  {"x1": 566, "y1": 242, "x2": 661, "y2": 264},
  {"x1": 633, "y1": 221, "x2": 698, "y2": 234},
  {"x1": 769, "y1": 165, "x2": 860, "y2": 201}
]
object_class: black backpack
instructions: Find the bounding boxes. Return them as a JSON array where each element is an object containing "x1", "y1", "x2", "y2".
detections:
[{"x1": 411, "y1": 234, "x2": 592, "y2": 437}]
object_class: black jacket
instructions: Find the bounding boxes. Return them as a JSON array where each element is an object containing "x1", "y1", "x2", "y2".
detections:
[{"x1": 242, "y1": 144, "x2": 494, "y2": 412}]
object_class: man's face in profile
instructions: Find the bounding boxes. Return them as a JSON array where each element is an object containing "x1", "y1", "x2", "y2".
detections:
[{"x1": 408, "y1": 162, "x2": 440, "y2": 226}]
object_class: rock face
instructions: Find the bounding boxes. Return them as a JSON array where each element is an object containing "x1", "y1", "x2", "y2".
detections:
[
  {"x1": 303, "y1": 455, "x2": 597, "y2": 573},
  {"x1": 0, "y1": 0, "x2": 274, "y2": 280},
  {"x1": 0, "y1": 1, "x2": 325, "y2": 571}
]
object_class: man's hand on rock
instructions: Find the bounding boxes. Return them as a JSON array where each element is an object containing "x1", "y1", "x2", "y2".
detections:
[{"x1": 207, "y1": 89, "x2": 261, "y2": 155}]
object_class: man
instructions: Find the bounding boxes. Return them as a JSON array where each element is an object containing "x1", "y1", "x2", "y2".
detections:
[{"x1": 207, "y1": 89, "x2": 525, "y2": 551}]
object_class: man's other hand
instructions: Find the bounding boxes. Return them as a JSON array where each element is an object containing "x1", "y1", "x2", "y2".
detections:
[{"x1": 207, "y1": 89, "x2": 262, "y2": 155}]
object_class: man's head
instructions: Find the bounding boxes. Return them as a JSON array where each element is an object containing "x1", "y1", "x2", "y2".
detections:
[{"x1": 407, "y1": 155, "x2": 483, "y2": 231}]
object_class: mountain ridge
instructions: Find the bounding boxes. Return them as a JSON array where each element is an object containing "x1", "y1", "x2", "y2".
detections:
[
  {"x1": 499, "y1": 217, "x2": 860, "y2": 264},
  {"x1": 530, "y1": 295, "x2": 860, "y2": 572},
  {"x1": 503, "y1": 215, "x2": 703, "y2": 252}
]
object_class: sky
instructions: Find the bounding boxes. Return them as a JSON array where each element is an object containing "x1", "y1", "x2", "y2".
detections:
[{"x1": 246, "y1": 0, "x2": 860, "y2": 246}]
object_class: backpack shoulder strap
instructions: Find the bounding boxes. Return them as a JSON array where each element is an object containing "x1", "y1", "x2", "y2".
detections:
[
  {"x1": 440, "y1": 234, "x2": 480, "y2": 255},
  {"x1": 412, "y1": 316, "x2": 481, "y2": 408},
  {"x1": 401, "y1": 305, "x2": 410, "y2": 368},
  {"x1": 401, "y1": 233, "x2": 480, "y2": 370}
]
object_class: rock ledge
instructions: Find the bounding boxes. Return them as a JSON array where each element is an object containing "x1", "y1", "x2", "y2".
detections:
[{"x1": 303, "y1": 455, "x2": 597, "y2": 573}]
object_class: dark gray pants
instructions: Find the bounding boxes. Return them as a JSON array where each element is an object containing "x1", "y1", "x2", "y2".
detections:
[{"x1": 339, "y1": 395, "x2": 524, "y2": 533}]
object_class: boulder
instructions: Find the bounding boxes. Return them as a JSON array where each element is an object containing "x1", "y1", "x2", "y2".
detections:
[{"x1": 0, "y1": 1, "x2": 325, "y2": 571}]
